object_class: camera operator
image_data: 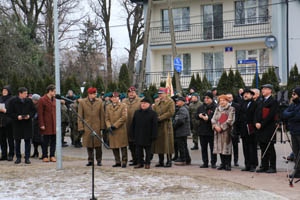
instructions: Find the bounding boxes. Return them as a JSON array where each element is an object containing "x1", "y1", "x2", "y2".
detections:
[{"x1": 283, "y1": 88, "x2": 300, "y2": 178}]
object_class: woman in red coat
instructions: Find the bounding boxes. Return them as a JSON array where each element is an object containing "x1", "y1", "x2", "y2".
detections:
[{"x1": 37, "y1": 84, "x2": 56, "y2": 162}]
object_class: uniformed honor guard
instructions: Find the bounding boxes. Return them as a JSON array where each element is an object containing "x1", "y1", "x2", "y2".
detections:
[{"x1": 105, "y1": 92, "x2": 128, "y2": 168}]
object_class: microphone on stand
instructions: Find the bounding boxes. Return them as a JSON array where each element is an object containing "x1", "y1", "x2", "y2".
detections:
[{"x1": 55, "y1": 94, "x2": 75, "y2": 104}]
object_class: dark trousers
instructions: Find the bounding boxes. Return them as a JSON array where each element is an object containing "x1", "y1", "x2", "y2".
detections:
[
  {"x1": 260, "y1": 142, "x2": 276, "y2": 170},
  {"x1": 0, "y1": 126, "x2": 14, "y2": 158},
  {"x1": 129, "y1": 142, "x2": 136, "y2": 163},
  {"x1": 42, "y1": 135, "x2": 56, "y2": 158},
  {"x1": 232, "y1": 138, "x2": 239, "y2": 164},
  {"x1": 242, "y1": 137, "x2": 258, "y2": 168},
  {"x1": 136, "y1": 145, "x2": 151, "y2": 165},
  {"x1": 87, "y1": 147, "x2": 102, "y2": 162},
  {"x1": 15, "y1": 139, "x2": 31, "y2": 160},
  {"x1": 112, "y1": 147, "x2": 128, "y2": 164},
  {"x1": 177, "y1": 136, "x2": 191, "y2": 162},
  {"x1": 200, "y1": 135, "x2": 217, "y2": 165},
  {"x1": 292, "y1": 135, "x2": 300, "y2": 171}
]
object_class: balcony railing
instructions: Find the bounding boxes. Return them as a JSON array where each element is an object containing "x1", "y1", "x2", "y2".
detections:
[
  {"x1": 144, "y1": 66, "x2": 278, "y2": 89},
  {"x1": 150, "y1": 17, "x2": 272, "y2": 45}
]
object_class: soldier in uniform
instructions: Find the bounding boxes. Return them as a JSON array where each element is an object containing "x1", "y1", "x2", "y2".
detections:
[
  {"x1": 152, "y1": 88, "x2": 175, "y2": 168},
  {"x1": 78, "y1": 88, "x2": 105, "y2": 166},
  {"x1": 105, "y1": 92, "x2": 128, "y2": 168},
  {"x1": 189, "y1": 93, "x2": 202, "y2": 150},
  {"x1": 70, "y1": 99, "x2": 82, "y2": 148},
  {"x1": 123, "y1": 86, "x2": 141, "y2": 166},
  {"x1": 61, "y1": 101, "x2": 69, "y2": 147}
]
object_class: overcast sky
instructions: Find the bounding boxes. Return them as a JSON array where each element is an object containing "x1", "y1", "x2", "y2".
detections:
[{"x1": 73, "y1": 0, "x2": 134, "y2": 60}]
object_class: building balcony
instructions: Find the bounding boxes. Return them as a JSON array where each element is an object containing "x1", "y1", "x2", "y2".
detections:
[
  {"x1": 150, "y1": 17, "x2": 272, "y2": 45},
  {"x1": 144, "y1": 66, "x2": 278, "y2": 89}
]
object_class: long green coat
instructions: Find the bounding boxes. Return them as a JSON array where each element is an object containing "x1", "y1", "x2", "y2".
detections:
[
  {"x1": 123, "y1": 97, "x2": 141, "y2": 142},
  {"x1": 152, "y1": 97, "x2": 175, "y2": 154},
  {"x1": 78, "y1": 98, "x2": 105, "y2": 148},
  {"x1": 105, "y1": 102, "x2": 128, "y2": 149},
  {"x1": 189, "y1": 100, "x2": 202, "y2": 134}
]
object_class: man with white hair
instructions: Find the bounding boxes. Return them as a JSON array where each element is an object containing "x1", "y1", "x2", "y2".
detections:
[{"x1": 251, "y1": 88, "x2": 261, "y2": 103}]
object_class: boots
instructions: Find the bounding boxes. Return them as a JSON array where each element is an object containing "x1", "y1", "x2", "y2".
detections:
[
  {"x1": 225, "y1": 155, "x2": 231, "y2": 171},
  {"x1": 155, "y1": 154, "x2": 164, "y2": 167},
  {"x1": 31, "y1": 144, "x2": 39, "y2": 158},
  {"x1": 164, "y1": 154, "x2": 172, "y2": 168},
  {"x1": 217, "y1": 155, "x2": 225, "y2": 170},
  {"x1": 191, "y1": 143, "x2": 199, "y2": 150}
]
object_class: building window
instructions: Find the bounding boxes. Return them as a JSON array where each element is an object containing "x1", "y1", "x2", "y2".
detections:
[
  {"x1": 162, "y1": 54, "x2": 191, "y2": 76},
  {"x1": 203, "y1": 52, "x2": 224, "y2": 85},
  {"x1": 161, "y1": 7, "x2": 190, "y2": 32},
  {"x1": 203, "y1": 4, "x2": 223, "y2": 40},
  {"x1": 236, "y1": 49, "x2": 269, "y2": 74},
  {"x1": 235, "y1": 0, "x2": 269, "y2": 25}
]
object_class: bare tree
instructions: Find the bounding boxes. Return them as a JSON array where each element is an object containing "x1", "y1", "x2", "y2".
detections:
[
  {"x1": 90, "y1": 0, "x2": 113, "y2": 83},
  {"x1": 0, "y1": 0, "x2": 46, "y2": 39},
  {"x1": 120, "y1": 0, "x2": 144, "y2": 86}
]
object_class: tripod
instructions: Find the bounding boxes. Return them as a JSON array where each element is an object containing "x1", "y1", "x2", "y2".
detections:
[{"x1": 67, "y1": 104, "x2": 109, "y2": 200}]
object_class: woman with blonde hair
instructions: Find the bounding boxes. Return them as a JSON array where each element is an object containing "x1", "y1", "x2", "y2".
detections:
[{"x1": 211, "y1": 95, "x2": 235, "y2": 171}]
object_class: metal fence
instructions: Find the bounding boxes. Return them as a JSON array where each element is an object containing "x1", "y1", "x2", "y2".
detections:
[
  {"x1": 150, "y1": 17, "x2": 272, "y2": 45},
  {"x1": 144, "y1": 66, "x2": 279, "y2": 89}
]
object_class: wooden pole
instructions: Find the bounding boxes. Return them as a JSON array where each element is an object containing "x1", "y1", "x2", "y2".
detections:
[
  {"x1": 137, "y1": 0, "x2": 152, "y2": 92},
  {"x1": 167, "y1": 0, "x2": 182, "y2": 93}
]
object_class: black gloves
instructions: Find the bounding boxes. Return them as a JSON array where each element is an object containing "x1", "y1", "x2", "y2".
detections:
[
  {"x1": 111, "y1": 125, "x2": 116, "y2": 130},
  {"x1": 79, "y1": 130, "x2": 84, "y2": 137}
]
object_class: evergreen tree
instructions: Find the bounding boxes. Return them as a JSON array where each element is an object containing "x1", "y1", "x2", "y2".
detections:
[
  {"x1": 234, "y1": 70, "x2": 245, "y2": 92},
  {"x1": 287, "y1": 64, "x2": 300, "y2": 96},
  {"x1": 188, "y1": 74, "x2": 197, "y2": 90},
  {"x1": 201, "y1": 75, "x2": 212, "y2": 97},
  {"x1": 267, "y1": 68, "x2": 280, "y2": 92},
  {"x1": 107, "y1": 81, "x2": 118, "y2": 93},
  {"x1": 160, "y1": 81, "x2": 166, "y2": 87},
  {"x1": 172, "y1": 74, "x2": 176, "y2": 91},
  {"x1": 196, "y1": 73, "x2": 202, "y2": 92},
  {"x1": 251, "y1": 73, "x2": 261, "y2": 89},
  {"x1": 94, "y1": 76, "x2": 105, "y2": 93},
  {"x1": 217, "y1": 71, "x2": 229, "y2": 94},
  {"x1": 227, "y1": 69, "x2": 235, "y2": 94},
  {"x1": 9, "y1": 72, "x2": 20, "y2": 95},
  {"x1": 118, "y1": 64, "x2": 130, "y2": 93},
  {"x1": 144, "y1": 84, "x2": 158, "y2": 102}
]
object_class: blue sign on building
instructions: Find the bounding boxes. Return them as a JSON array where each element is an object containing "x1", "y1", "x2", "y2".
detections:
[
  {"x1": 174, "y1": 57, "x2": 182, "y2": 73},
  {"x1": 225, "y1": 47, "x2": 233, "y2": 52}
]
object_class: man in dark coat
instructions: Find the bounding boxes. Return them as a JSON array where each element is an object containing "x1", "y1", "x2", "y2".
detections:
[
  {"x1": 173, "y1": 97, "x2": 191, "y2": 165},
  {"x1": 283, "y1": 88, "x2": 300, "y2": 178},
  {"x1": 8, "y1": 87, "x2": 36, "y2": 164},
  {"x1": 240, "y1": 89, "x2": 258, "y2": 172},
  {"x1": 38, "y1": 84, "x2": 57, "y2": 162},
  {"x1": 227, "y1": 93, "x2": 241, "y2": 167},
  {"x1": 196, "y1": 92, "x2": 217, "y2": 168},
  {"x1": 255, "y1": 84, "x2": 279, "y2": 173},
  {"x1": 131, "y1": 98, "x2": 158, "y2": 169},
  {"x1": 0, "y1": 85, "x2": 14, "y2": 161}
]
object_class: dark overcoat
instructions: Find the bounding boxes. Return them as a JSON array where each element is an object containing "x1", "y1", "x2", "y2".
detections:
[
  {"x1": 173, "y1": 105, "x2": 191, "y2": 138},
  {"x1": 131, "y1": 107, "x2": 158, "y2": 146},
  {"x1": 8, "y1": 97, "x2": 36, "y2": 140}
]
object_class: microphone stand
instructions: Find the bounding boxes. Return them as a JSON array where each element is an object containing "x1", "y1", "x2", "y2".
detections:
[{"x1": 65, "y1": 103, "x2": 109, "y2": 200}]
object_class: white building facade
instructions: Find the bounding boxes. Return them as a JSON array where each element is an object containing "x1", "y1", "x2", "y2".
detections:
[{"x1": 133, "y1": 0, "x2": 300, "y2": 88}]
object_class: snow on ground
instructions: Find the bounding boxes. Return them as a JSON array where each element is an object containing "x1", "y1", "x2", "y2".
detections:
[{"x1": 0, "y1": 162, "x2": 287, "y2": 200}]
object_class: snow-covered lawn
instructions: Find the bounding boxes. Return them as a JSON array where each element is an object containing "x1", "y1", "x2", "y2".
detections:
[{"x1": 0, "y1": 161, "x2": 287, "y2": 200}]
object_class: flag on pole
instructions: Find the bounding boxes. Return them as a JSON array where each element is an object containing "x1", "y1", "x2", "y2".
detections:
[{"x1": 166, "y1": 72, "x2": 174, "y2": 97}]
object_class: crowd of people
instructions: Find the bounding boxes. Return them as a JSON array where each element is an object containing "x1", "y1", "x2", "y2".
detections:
[{"x1": 0, "y1": 83, "x2": 299, "y2": 180}]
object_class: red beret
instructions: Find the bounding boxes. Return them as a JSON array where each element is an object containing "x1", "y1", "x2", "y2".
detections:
[
  {"x1": 112, "y1": 92, "x2": 119, "y2": 97},
  {"x1": 87, "y1": 88, "x2": 97, "y2": 94},
  {"x1": 128, "y1": 86, "x2": 136, "y2": 92}
]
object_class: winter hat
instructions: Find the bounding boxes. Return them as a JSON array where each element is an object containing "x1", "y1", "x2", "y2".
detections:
[
  {"x1": 141, "y1": 98, "x2": 151, "y2": 104},
  {"x1": 2, "y1": 85, "x2": 12, "y2": 96},
  {"x1": 87, "y1": 88, "x2": 97, "y2": 94},
  {"x1": 241, "y1": 88, "x2": 255, "y2": 96},
  {"x1": 204, "y1": 92, "x2": 214, "y2": 100},
  {"x1": 261, "y1": 84, "x2": 273, "y2": 90},
  {"x1": 176, "y1": 96, "x2": 186, "y2": 102},
  {"x1": 32, "y1": 94, "x2": 41, "y2": 101},
  {"x1": 293, "y1": 87, "x2": 300, "y2": 97}
]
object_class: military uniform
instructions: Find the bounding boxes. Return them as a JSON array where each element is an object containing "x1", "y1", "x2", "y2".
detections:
[
  {"x1": 152, "y1": 96, "x2": 175, "y2": 166},
  {"x1": 78, "y1": 97, "x2": 105, "y2": 164},
  {"x1": 123, "y1": 97, "x2": 141, "y2": 164},
  {"x1": 105, "y1": 102, "x2": 128, "y2": 166},
  {"x1": 189, "y1": 100, "x2": 202, "y2": 149},
  {"x1": 69, "y1": 102, "x2": 81, "y2": 147}
]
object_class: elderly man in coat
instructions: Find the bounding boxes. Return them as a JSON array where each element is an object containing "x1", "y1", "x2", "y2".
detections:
[
  {"x1": 8, "y1": 87, "x2": 36, "y2": 164},
  {"x1": 255, "y1": 84, "x2": 279, "y2": 173},
  {"x1": 78, "y1": 88, "x2": 105, "y2": 166},
  {"x1": 38, "y1": 84, "x2": 57, "y2": 162},
  {"x1": 173, "y1": 96, "x2": 191, "y2": 166},
  {"x1": 105, "y1": 92, "x2": 128, "y2": 168},
  {"x1": 152, "y1": 88, "x2": 175, "y2": 168},
  {"x1": 123, "y1": 86, "x2": 141, "y2": 166}
]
